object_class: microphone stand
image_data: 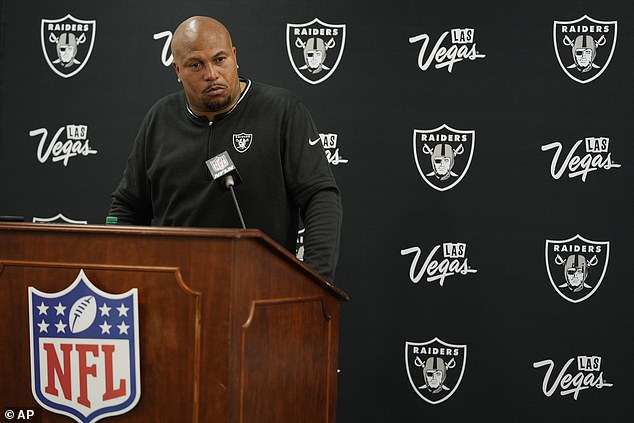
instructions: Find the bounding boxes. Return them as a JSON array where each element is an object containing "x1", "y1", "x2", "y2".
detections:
[{"x1": 224, "y1": 175, "x2": 246, "y2": 229}]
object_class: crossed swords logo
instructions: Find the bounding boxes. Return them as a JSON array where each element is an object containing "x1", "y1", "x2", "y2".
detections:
[
  {"x1": 562, "y1": 34, "x2": 606, "y2": 70},
  {"x1": 48, "y1": 32, "x2": 87, "y2": 67},
  {"x1": 293, "y1": 36, "x2": 337, "y2": 73}
]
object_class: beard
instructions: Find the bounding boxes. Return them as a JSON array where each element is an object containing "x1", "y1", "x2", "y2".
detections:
[{"x1": 203, "y1": 95, "x2": 232, "y2": 112}]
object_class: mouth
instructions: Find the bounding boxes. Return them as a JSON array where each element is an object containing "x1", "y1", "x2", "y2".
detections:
[{"x1": 203, "y1": 84, "x2": 227, "y2": 95}]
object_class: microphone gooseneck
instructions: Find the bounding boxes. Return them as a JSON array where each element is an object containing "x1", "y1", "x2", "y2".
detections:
[
  {"x1": 225, "y1": 175, "x2": 246, "y2": 229},
  {"x1": 205, "y1": 151, "x2": 247, "y2": 229}
]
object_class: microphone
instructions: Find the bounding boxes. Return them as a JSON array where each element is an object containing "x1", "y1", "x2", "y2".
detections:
[
  {"x1": 205, "y1": 151, "x2": 247, "y2": 229},
  {"x1": 206, "y1": 150, "x2": 243, "y2": 188}
]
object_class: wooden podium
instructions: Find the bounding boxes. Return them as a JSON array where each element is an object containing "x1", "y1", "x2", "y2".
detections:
[{"x1": 0, "y1": 222, "x2": 348, "y2": 422}]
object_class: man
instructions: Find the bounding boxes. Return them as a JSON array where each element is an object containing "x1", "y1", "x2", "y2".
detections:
[{"x1": 108, "y1": 16, "x2": 341, "y2": 280}]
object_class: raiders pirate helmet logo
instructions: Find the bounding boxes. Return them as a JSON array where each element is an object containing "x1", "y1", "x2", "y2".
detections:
[
  {"x1": 286, "y1": 18, "x2": 346, "y2": 85},
  {"x1": 413, "y1": 124, "x2": 475, "y2": 191},
  {"x1": 553, "y1": 15, "x2": 617, "y2": 84},
  {"x1": 40, "y1": 14, "x2": 96, "y2": 78}
]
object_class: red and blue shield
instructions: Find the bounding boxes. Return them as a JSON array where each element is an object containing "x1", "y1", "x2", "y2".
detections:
[{"x1": 29, "y1": 270, "x2": 140, "y2": 422}]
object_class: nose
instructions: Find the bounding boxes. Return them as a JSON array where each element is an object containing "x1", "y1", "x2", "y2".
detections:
[{"x1": 203, "y1": 62, "x2": 219, "y2": 81}]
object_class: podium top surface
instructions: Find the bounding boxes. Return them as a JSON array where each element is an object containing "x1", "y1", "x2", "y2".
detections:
[{"x1": 0, "y1": 222, "x2": 349, "y2": 301}]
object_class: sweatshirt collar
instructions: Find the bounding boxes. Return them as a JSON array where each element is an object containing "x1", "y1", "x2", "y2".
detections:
[{"x1": 185, "y1": 78, "x2": 251, "y2": 125}]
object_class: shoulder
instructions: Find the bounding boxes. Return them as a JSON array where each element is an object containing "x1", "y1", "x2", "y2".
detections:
[
  {"x1": 134, "y1": 91, "x2": 188, "y2": 137},
  {"x1": 148, "y1": 91, "x2": 185, "y2": 113},
  {"x1": 247, "y1": 81, "x2": 300, "y2": 106},
  {"x1": 139, "y1": 91, "x2": 186, "y2": 126}
]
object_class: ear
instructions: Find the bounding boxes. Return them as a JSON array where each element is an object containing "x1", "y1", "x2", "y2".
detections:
[
  {"x1": 232, "y1": 46, "x2": 238, "y2": 68},
  {"x1": 172, "y1": 61, "x2": 181, "y2": 80}
]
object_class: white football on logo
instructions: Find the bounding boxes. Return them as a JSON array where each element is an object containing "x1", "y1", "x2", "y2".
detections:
[{"x1": 69, "y1": 295, "x2": 97, "y2": 333}]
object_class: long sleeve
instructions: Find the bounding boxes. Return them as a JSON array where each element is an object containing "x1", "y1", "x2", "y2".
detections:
[
  {"x1": 301, "y1": 187, "x2": 342, "y2": 281},
  {"x1": 108, "y1": 117, "x2": 153, "y2": 225}
]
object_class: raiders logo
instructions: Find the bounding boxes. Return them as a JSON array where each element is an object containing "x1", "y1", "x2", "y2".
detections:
[
  {"x1": 413, "y1": 124, "x2": 475, "y2": 191},
  {"x1": 545, "y1": 234, "x2": 610, "y2": 303},
  {"x1": 286, "y1": 18, "x2": 346, "y2": 85},
  {"x1": 553, "y1": 15, "x2": 617, "y2": 84},
  {"x1": 233, "y1": 133, "x2": 252, "y2": 153},
  {"x1": 405, "y1": 338, "x2": 467, "y2": 404},
  {"x1": 41, "y1": 14, "x2": 96, "y2": 78}
]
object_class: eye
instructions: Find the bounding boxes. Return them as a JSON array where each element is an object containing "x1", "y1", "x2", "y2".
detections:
[{"x1": 215, "y1": 56, "x2": 228, "y2": 64}]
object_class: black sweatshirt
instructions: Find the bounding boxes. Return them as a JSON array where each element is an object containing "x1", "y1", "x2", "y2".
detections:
[{"x1": 109, "y1": 79, "x2": 341, "y2": 280}]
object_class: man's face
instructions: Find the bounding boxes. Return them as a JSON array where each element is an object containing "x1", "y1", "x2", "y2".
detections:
[
  {"x1": 574, "y1": 48, "x2": 593, "y2": 68},
  {"x1": 173, "y1": 26, "x2": 241, "y2": 117}
]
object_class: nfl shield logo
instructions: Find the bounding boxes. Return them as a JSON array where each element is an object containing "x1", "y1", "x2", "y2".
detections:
[
  {"x1": 29, "y1": 270, "x2": 140, "y2": 422},
  {"x1": 405, "y1": 338, "x2": 467, "y2": 404},
  {"x1": 413, "y1": 124, "x2": 475, "y2": 192},
  {"x1": 41, "y1": 14, "x2": 97, "y2": 78},
  {"x1": 286, "y1": 18, "x2": 346, "y2": 85},
  {"x1": 545, "y1": 234, "x2": 610, "y2": 303},
  {"x1": 553, "y1": 15, "x2": 617, "y2": 84}
]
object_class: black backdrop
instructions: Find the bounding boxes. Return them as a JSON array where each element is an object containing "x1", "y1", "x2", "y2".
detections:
[{"x1": 1, "y1": 0, "x2": 633, "y2": 421}]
